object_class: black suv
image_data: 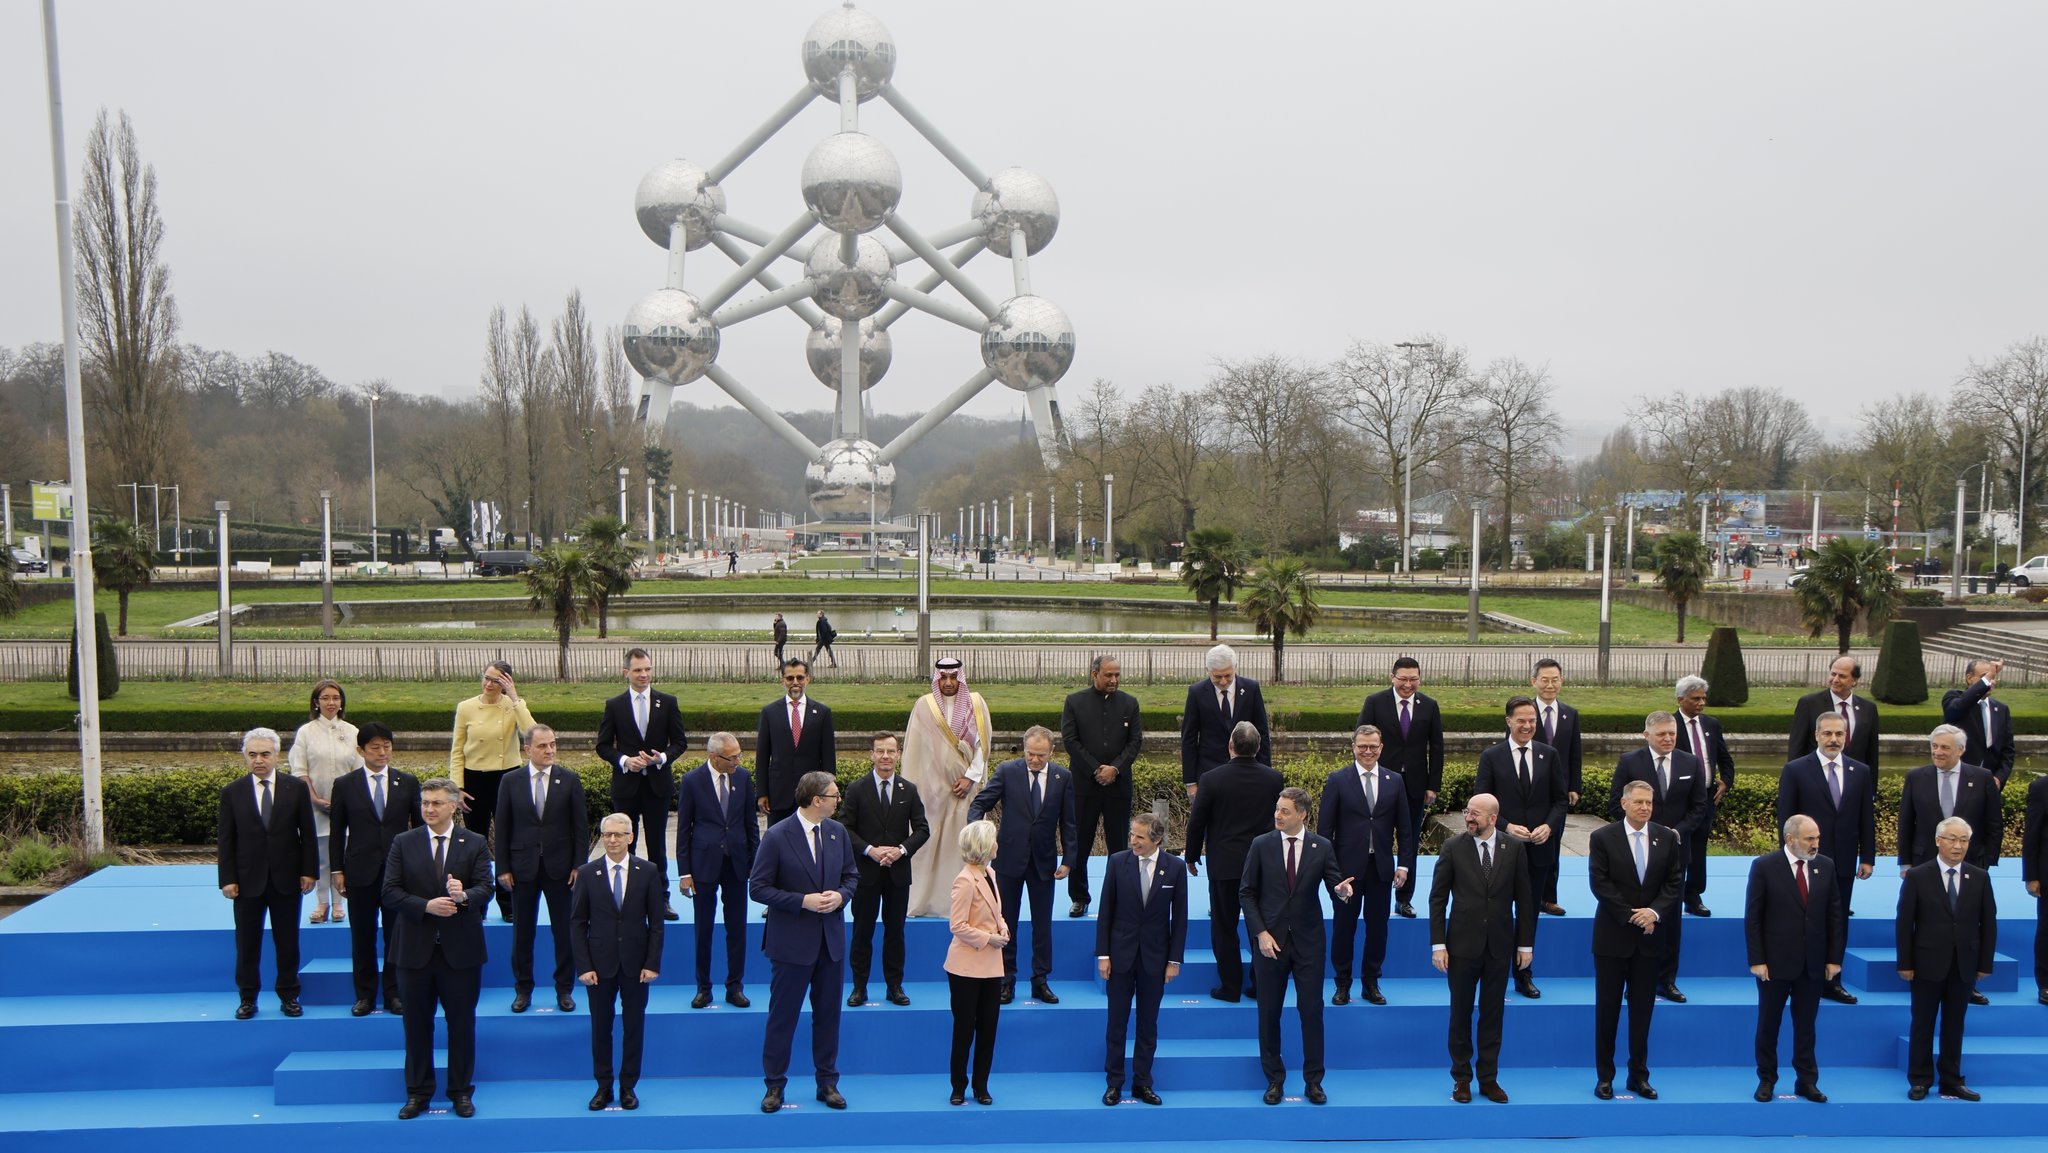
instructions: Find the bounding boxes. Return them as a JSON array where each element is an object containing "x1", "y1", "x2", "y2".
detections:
[{"x1": 475, "y1": 550, "x2": 538, "y2": 576}]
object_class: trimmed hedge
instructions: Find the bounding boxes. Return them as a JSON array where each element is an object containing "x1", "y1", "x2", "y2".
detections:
[{"x1": 1871, "y1": 619, "x2": 1928, "y2": 705}]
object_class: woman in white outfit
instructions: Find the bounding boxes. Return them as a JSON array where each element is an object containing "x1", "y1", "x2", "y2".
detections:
[{"x1": 288, "y1": 678, "x2": 359, "y2": 923}]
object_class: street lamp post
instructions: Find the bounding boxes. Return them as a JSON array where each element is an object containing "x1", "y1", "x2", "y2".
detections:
[
  {"x1": 645, "y1": 477, "x2": 656, "y2": 547},
  {"x1": 1467, "y1": 501, "x2": 1483, "y2": 643},
  {"x1": 1103, "y1": 473, "x2": 1115, "y2": 568},
  {"x1": 1074, "y1": 480, "x2": 1083, "y2": 560},
  {"x1": 1393, "y1": 341, "x2": 1435, "y2": 575},
  {"x1": 1025, "y1": 491, "x2": 1034, "y2": 553},
  {"x1": 1623, "y1": 503, "x2": 1636, "y2": 583},
  {"x1": 1048, "y1": 488, "x2": 1056, "y2": 560},
  {"x1": 2018, "y1": 423, "x2": 2030, "y2": 567},
  {"x1": 366, "y1": 389, "x2": 380, "y2": 563},
  {"x1": 319, "y1": 490, "x2": 334, "y2": 638},
  {"x1": 215, "y1": 501, "x2": 233, "y2": 674},
  {"x1": 1598, "y1": 515, "x2": 1616, "y2": 684},
  {"x1": 916, "y1": 508, "x2": 933, "y2": 669},
  {"x1": 686, "y1": 488, "x2": 695, "y2": 543},
  {"x1": 667, "y1": 484, "x2": 677, "y2": 539},
  {"x1": 617, "y1": 467, "x2": 630, "y2": 526}
]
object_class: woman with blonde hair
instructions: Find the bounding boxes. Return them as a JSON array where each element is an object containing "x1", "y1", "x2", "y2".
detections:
[
  {"x1": 944, "y1": 819, "x2": 1007, "y2": 1106},
  {"x1": 287, "y1": 679, "x2": 358, "y2": 923}
]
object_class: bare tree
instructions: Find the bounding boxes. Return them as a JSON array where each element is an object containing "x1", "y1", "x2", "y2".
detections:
[
  {"x1": 1130, "y1": 383, "x2": 1218, "y2": 542},
  {"x1": 1329, "y1": 337, "x2": 1478, "y2": 529},
  {"x1": 510, "y1": 307, "x2": 558, "y2": 542},
  {"x1": 1634, "y1": 386, "x2": 1815, "y2": 501},
  {"x1": 1202, "y1": 355, "x2": 1325, "y2": 549},
  {"x1": 479, "y1": 306, "x2": 518, "y2": 511},
  {"x1": 552, "y1": 291, "x2": 601, "y2": 517},
  {"x1": 1472, "y1": 358, "x2": 1564, "y2": 566},
  {"x1": 1857, "y1": 392, "x2": 1990, "y2": 534},
  {"x1": 1953, "y1": 337, "x2": 2048, "y2": 538}
]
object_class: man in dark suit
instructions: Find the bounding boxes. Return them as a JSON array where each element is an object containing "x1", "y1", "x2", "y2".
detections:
[
  {"x1": 1359, "y1": 656, "x2": 1444, "y2": 917},
  {"x1": 1319, "y1": 725, "x2": 1415, "y2": 1006},
  {"x1": 571, "y1": 813, "x2": 665, "y2": 1111},
  {"x1": 1676, "y1": 675, "x2": 1736, "y2": 916},
  {"x1": 1745, "y1": 815, "x2": 1846, "y2": 1103},
  {"x1": 1184, "y1": 721, "x2": 1286, "y2": 1003},
  {"x1": 1180, "y1": 643, "x2": 1270, "y2": 796},
  {"x1": 676, "y1": 731, "x2": 758, "y2": 1008},
  {"x1": 1528, "y1": 657, "x2": 1583, "y2": 805},
  {"x1": 1061, "y1": 655, "x2": 1143, "y2": 917},
  {"x1": 495, "y1": 724, "x2": 590, "y2": 1014},
  {"x1": 217, "y1": 728, "x2": 319, "y2": 1019},
  {"x1": 1942, "y1": 658, "x2": 2015, "y2": 787},
  {"x1": 595, "y1": 647, "x2": 689, "y2": 920},
  {"x1": 1788, "y1": 655, "x2": 1881, "y2": 770},
  {"x1": 968, "y1": 724, "x2": 1078, "y2": 1003},
  {"x1": 1608, "y1": 711, "x2": 1709, "y2": 1002},
  {"x1": 1897, "y1": 816, "x2": 1998, "y2": 1100},
  {"x1": 1477, "y1": 696, "x2": 1567, "y2": 997},
  {"x1": 1241, "y1": 787, "x2": 1355, "y2": 1105},
  {"x1": 1775, "y1": 711, "x2": 1874, "y2": 1003},
  {"x1": 841, "y1": 731, "x2": 930, "y2": 1006},
  {"x1": 756, "y1": 658, "x2": 835, "y2": 828},
  {"x1": 750, "y1": 770, "x2": 860, "y2": 1113},
  {"x1": 327, "y1": 721, "x2": 422, "y2": 1016},
  {"x1": 1588, "y1": 781, "x2": 1685, "y2": 1100},
  {"x1": 2023, "y1": 773, "x2": 2048, "y2": 1004},
  {"x1": 381, "y1": 777, "x2": 494, "y2": 1119},
  {"x1": 1900, "y1": 725, "x2": 2003, "y2": 873},
  {"x1": 1430, "y1": 792, "x2": 1536, "y2": 1103},
  {"x1": 1098, "y1": 811, "x2": 1189, "y2": 1106}
]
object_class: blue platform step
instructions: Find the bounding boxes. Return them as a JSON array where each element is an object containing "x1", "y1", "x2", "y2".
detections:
[{"x1": 1842, "y1": 947, "x2": 2021, "y2": 992}]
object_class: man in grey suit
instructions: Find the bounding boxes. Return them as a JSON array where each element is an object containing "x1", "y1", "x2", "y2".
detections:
[
  {"x1": 1430, "y1": 793, "x2": 1537, "y2": 1104},
  {"x1": 1240, "y1": 787, "x2": 1354, "y2": 1105}
]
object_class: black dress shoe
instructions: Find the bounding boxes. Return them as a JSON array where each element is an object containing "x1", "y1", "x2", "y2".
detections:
[
  {"x1": 1031, "y1": 980, "x2": 1059, "y2": 1003},
  {"x1": 1263, "y1": 1081, "x2": 1284, "y2": 1105},
  {"x1": 510, "y1": 991, "x2": 531, "y2": 1013},
  {"x1": 1595, "y1": 1081, "x2": 1614, "y2": 1100},
  {"x1": 386, "y1": 995, "x2": 403, "y2": 1014},
  {"x1": 450, "y1": 1092, "x2": 475, "y2": 1118},
  {"x1": 235, "y1": 1000, "x2": 257, "y2": 1020},
  {"x1": 1943, "y1": 1084, "x2": 1981, "y2": 1101},
  {"x1": 1209, "y1": 986, "x2": 1241, "y2": 1003},
  {"x1": 1821, "y1": 984, "x2": 1858, "y2": 1005},
  {"x1": 557, "y1": 992, "x2": 576, "y2": 1012},
  {"x1": 1102, "y1": 1086, "x2": 1121, "y2": 1106},
  {"x1": 692, "y1": 989, "x2": 713, "y2": 1009},
  {"x1": 1655, "y1": 984, "x2": 1686, "y2": 1003},
  {"x1": 619, "y1": 1086, "x2": 638, "y2": 1110},
  {"x1": 1908, "y1": 1084, "x2": 1929, "y2": 1101},
  {"x1": 1480, "y1": 1082, "x2": 1509, "y2": 1103},
  {"x1": 1331, "y1": 985, "x2": 1351, "y2": 1006},
  {"x1": 972, "y1": 1087, "x2": 992, "y2": 1106},
  {"x1": 663, "y1": 903, "x2": 680, "y2": 922},
  {"x1": 1540, "y1": 902, "x2": 1567, "y2": 916},
  {"x1": 1362, "y1": 981, "x2": 1387, "y2": 1005},
  {"x1": 1626, "y1": 1078, "x2": 1658, "y2": 1100},
  {"x1": 818, "y1": 1086, "x2": 847, "y2": 1109},
  {"x1": 279, "y1": 999, "x2": 303, "y2": 1017},
  {"x1": 1754, "y1": 1081, "x2": 1775, "y2": 1102},
  {"x1": 1686, "y1": 903, "x2": 1712, "y2": 917},
  {"x1": 1305, "y1": 1082, "x2": 1327, "y2": 1105},
  {"x1": 761, "y1": 1087, "x2": 784, "y2": 1113},
  {"x1": 1070, "y1": 900, "x2": 1089, "y2": 917},
  {"x1": 886, "y1": 986, "x2": 911, "y2": 1005},
  {"x1": 847, "y1": 987, "x2": 868, "y2": 1007},
  {"x1": 398, "y1": 1096, "x2": 428, "y2": 1120},
  {"x1": 1969, "y1": 989, "x2": 1990, "y2": 1006},
  {"x1": 352, "y1": 999, "x2": 374, "y2": 1017},
  {"x1": 726, "y1": 988, "x2": 750, "y2": 1008},
  {"x1": 1516, "y1": 980, "x2": 1542, "y2": 999},
  {"x1": 1396, "y1": 903, "x2": 1417, "y2": 918},
  {"x1": 589, "y1": 1086, "x2": 614, "y2": 1110},
  {"x1": 2038, "y1": 988, "x2": 2048, "y2": 1005},
  {"x1": 1134, "y1": 1086, "x2": 1162, "y2": 1105},
  {"x1": 1452, "y1": 1082, "x2": 1472, "y2": 1103},
  {"x1": 953, "y1": 1088, "x2": 968, "y2": 1106},
  {"x1": 1794, "y1": 1084, "x2": 1826, "y2": 1103}
]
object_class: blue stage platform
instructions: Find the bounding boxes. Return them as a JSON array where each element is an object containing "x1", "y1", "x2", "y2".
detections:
[{"x1": 2, "y1": 857, "x2": 2044, "y2": 1150}]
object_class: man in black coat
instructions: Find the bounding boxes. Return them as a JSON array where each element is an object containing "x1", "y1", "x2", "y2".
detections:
[
  {"x1": 1899, "y1": 725, "x2": 2003, "y2": 873},
  {"x1": 756, "y1": 658, "x2": 835, "y2": 828},
  {"x1": 1184, "y1": 721, "x2": 1286, "y2": 1003},
  {"x1": 1745, "y1": 815, "x2": 1846, "y2": 1103},
  {"x1": 1528, "y1": 657, "x2": 1583, "y2": 804},
  {"x1": 1476, "y1": 696, "x2": 1567, "y2": 998},
  {"x1": 1240, "y1": 788, "x2": 1355, "y2": 1105},
  {"x1": 812, "y1": 610, "x2": 838, "y2": 667},
  {"x1": 217, "y1": 728, "x2": 319, "y2": 1019},
  {"x1": 1429, "y1": 792, "x2": 1537, "y2": 1103},
  {"x1": 1060, "y1": 655, "x2": 1143, "y2": 917},
  {"x1": 495, "y1": 724, "x2": 590, "y2": 1014},
  {"x1": 1098, "y1": 812, "x2": 1188, "y2": 1106},
  {"x1": 1775, "y1": 711, "x2": 1877, "y2": 955},
  {"x1": 1788, "y1": 655, "x2": 1881, "y2": 770},
  {"x1": 840, "y1": 732, "x2": 930, "y2": 1006},
  {"x1": 571, "y1": 813, "x2": 665, "y2": 1111},
  {"x1": 968, "y1": 725, "x2": 1078, "y2": 1003},
  {"x1": 1675, "y1": 675, "x2": 1736, "y2": 916},
  {"x1": 1608, "y1": 711, "x2": 1709, "y2": 1002},
  {"x1": 382, "y1": 778, "x2": 495, "y2": 1119},
  {"x1": 1942, "y1": 658, "x2": 2015, "y2": 786},
  {"x1": 676, "y1": 732, "x2": 759, "y2": 1008},
  {"x1": 327, "y1": 721, "x2": 423, "y2": 1015},
  {"x1": 1588, "y1": 781, "x2": 1685, "y2": 1100},
  {"x1": 1318, "y1": 725, "x2": 1415, "y2": 1006},
  {"x1": 1180, "y1": 644, "x2": 1271, "y2": 796},
  {"x1": 1359, "y1": 656, "x2": 1444, "y2": 916},
  {"x1": 595, "y1": 647, "x2": 689, "y2": 919},
  {"x1": 2023, "y1": 773, "x2": 2048, "y2": 1004},
  {"x1": 1897, "y1": 816, "x2": 1998, "y2": 1100}
]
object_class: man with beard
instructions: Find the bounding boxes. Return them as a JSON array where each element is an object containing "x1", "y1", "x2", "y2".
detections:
[
  {"x1": 1775, "y1": 712, "x2": 1875, "y2": 1004},
  {"x1": 903, "y1": 657, "x2": 992, "y2": 917},
  {"x1": 1745, "y1": 815, "x2": 1845, "y2": 1103}
]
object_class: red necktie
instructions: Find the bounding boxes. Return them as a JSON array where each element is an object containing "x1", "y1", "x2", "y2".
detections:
[
  {"x1": 790, "y1": 700, "x2": 803, "y2": 746},
  {"x1": 1795, "y1": 859, "x2": 1808, "y2": 906},
  {"x1": 1285, "y1": 836, "x2": 1298, "y2": 889}
]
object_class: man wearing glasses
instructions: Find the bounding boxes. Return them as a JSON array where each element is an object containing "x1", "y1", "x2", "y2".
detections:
[
  {"x1": 757, "y1": 659, "x2": 836, "y2": 829},
  {"x1": 676, "y1": 732, "x2": 759, "y2": 1008},
  {"x1": 751, "y1": 770, "x2": 859, "y2": 1114}
]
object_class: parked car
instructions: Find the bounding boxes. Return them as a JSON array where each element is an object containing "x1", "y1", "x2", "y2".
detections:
[
  {"x1": 9, "y1": 547, "x2": 48, "y2": 574},
  {"x1": 475, "y1": 549, "x2": 538, "y2": 576},
  {"x1": 2003, "y1": 555, "x2": 2048, "y2": 588}
]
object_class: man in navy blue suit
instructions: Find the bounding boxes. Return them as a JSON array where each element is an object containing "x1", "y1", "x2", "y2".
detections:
[
  {"x1": 571, "y1": 813, "x2": 664, "y2": 1111},
  {"x1": 750, "y1": 770, "x2": 859, "y2": 1113},
  {"x1": 1318, "y1": 725, "x2": 1414, "y2": 1006},
  {"x1": 1477, "y1": 697, "x2": 1567, "y2": 999},
  {"x1": 495, "y1": 724, "x2": 589, "y2": 1014},
  {"x1": 1745, "y1": 815, "x2": 1845, "y2": 1103},
  {"x1": 327, "y1": 722, "x2": 423, "y2": 1016},
  {"x1": 1180, "y1": 644, "x2": 1270, "y2": 796},
  {"x1": 676, "y1": 731, "x2": 759, "y2": 1009},
  {"x1": 595, "y1": 648, "x2": 689, "y2": 919},
  {"x1": 1608, "y1": 712, "x2": 1708, "y2": 1003},
  {"x1": 1359, "y1": 656, "x2": 1444, "y2": 916},
  {"x1": 969, "y1": 724, "x2": 1079, "y2": 1004},
  {"x1": 1942, "y1": 658, "x2": 2015, "y2": 786},
  {"x1": 1243, "y1": 788, "x2": 1355, "y2": 1104},
  {"x1": 1675, "y1": 675, "x2": 1736, "y2": 917},
  {"x1": 1097, "y1": 812, "x2": 1188, "y2": 1106},
  {"x1": 1775, "y1": 711, "x2": 1874, "y2": 1004},
  {"x1": 382, "y1": 778, "x2": 494, "y2": 1120},
  {"x1": 757, "y1": 658, "x2": 836, "y2": 828}
]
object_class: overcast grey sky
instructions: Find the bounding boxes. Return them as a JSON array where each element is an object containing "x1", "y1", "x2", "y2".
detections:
[{"x1": 5, "y1": 1, "x2": 2045, "y2": 453}]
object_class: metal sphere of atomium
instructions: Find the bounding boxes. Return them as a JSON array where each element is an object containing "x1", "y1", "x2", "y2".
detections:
[
  {"x1": 804, "y1": 234, "x2": 895, "y2": 320},
  {"x1": 800, "y1": 132, "x2": 902, "y2": 235},
  {"x1": 972, "y1": 168, "x2": 1060, "y2": 257},
  {"x1": 804, "y1": 437, "x2": 896, "y2": 522},
  {"x1": 800, "y1": 5, "x2": 896, "y2": 101},
  {"x1": 981, "y1": 295, "x2": 1075, "y2": 391},
  {"x1": 633, "y1": 159, "x2": 726, "y2": 250},
  {"x1": 806, "y1": 317, "x2": 892, "y2": 391},
  {"x1": 620, "y1": 288, "x2": 720, "y2": 386}
]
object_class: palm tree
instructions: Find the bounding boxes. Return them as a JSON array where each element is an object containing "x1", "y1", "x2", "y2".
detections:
[
  {"x1": 1180, "y1": 527, "x2": 1248, "y2": 641},
  {"x1": 1653, "y1": 530, "x2": 1711, "y2": 642},
  {"x1": 523, "y1": 544, "x2": 593, "y2": 679},
  {"x1": 1237, "y1": 557, "x2": 1320, "y2": 683},
  {"x1": 577, "y1": 514, "x2": 635, "y2": 639},
  {"x1": 91, "y1": 517, "x2": 156, "y2": 635},
  {"x1": 1793, "y1": 537, "x2": 1901, "y2": 654}
]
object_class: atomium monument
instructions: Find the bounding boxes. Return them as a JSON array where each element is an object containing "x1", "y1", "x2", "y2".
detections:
[{"x1": 620, "y1": 3, "x2": 1073, "y2": 527}]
